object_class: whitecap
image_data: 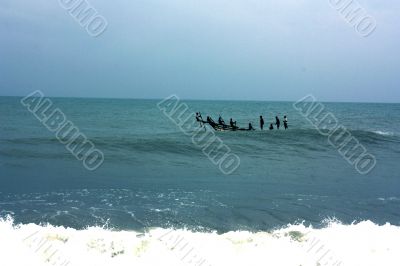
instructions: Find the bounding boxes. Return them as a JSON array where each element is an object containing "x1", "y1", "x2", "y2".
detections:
[
  {"x1": 373, "y1": 130, "x2": 395, "y2": 136},
  {"x1": 1, "y1": 216, "x2": 400, "y2": 266}
]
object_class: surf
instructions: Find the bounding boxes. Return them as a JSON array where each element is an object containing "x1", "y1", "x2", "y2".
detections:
[{"x1": 1, "y1": 216, "x2": 400, "y2": 266}]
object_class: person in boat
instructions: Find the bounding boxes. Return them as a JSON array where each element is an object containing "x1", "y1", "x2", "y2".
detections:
[
  {"x1": 275, "y1": 116, "x2": 281, "y2": 129},
  {"x1": 196, "y1": 112, "x2": 205, "y2": 128},
  {"x1": 218, "y1": 115, "x2": 226, "y2": 126},
  {"x1": 260, "y1": 115, "x2": 265, "y2": 130},
  {"x1": 248, "y1": 122, "x2": 255, "y2": 130},
  {"x1": 207, "y1": 116, "x2": 217, "y2": 127},
  {"x1": 206, "y1": 116, "x2": 211, "y2": 123},
  {"x1": 283, "y1": 115, "x2": 288, "y2": 130},
  {"x1": 196, "y1": 112, "x2": 203, "y2": 122},
  {"x1": 230, "y1": 118, "x2": 237, "y2": 128},
  {"x1": 269, "y1": 123, "x2": 274, "y2": 130}
]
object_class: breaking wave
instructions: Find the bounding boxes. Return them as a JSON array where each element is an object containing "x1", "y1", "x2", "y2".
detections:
[
  {"x1": 372, "y1": 130, "x2": 395, "y2": 137},
  {"x1": 1, "y1": 215, "x2": 400, "y2": 266}
]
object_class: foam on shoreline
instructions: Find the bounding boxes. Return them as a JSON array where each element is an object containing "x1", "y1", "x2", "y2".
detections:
[{"x1": 1, "y1": 216, "x2": 399, "y2": 266}]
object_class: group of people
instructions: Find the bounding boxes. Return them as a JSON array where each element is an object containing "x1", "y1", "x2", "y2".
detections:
[
  {"x1": 259, "y1": 115, "x2": 288, "y2": 130},
  {"x1": 196, "y1": 112, "x2": 288, "y2": 131}
]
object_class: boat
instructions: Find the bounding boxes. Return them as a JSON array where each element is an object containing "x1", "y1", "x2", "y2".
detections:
[{"x1": 196, "y1": 115, "x2": 254, "y2": 131}]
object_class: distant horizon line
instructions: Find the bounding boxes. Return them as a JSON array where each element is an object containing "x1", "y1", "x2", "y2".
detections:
[{"x1": 0, "y1": 94, "x2": 399, "y2": 104}]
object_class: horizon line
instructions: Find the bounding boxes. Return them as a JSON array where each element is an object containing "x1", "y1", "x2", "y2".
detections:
[{"x1": 0, "y1": 94, "x2": 399, "y2": 104}]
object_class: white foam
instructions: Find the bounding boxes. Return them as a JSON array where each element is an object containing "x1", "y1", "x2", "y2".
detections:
[
  {"x1": 1, "y1": 216, "x2": 400, "y2": 266},
  {"x1": 373, "y1": 130, "x2": 395, "y2": 136},
  {"x1": 377, "y1": 197, "x2": 400, "y2": 202}
]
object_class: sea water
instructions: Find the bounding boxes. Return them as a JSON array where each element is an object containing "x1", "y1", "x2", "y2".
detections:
[{"x1": 1, "y1": 97, "x2": 400, "y2": 265}]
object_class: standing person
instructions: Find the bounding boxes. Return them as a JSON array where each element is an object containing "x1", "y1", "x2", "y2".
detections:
[
  {"x1": 283, "y1": 115, "x2": 288, "y2": 130},
  {"x1": 275, "y1": 116, "x2": 281, "y2": 129},
  {"x1": 260, "y1": 115, "x2": 265, "y2": 130}
]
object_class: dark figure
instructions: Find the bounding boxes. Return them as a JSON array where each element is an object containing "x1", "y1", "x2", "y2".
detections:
[
  {"x1": 248, "y1": 123, "x2": 255, "y2": 130},
  {"x1": 196, "y1": 112, "x2": 204, "y2": 128},
  {"x1": 230, "y1": 118, "x2": 237, "y2": 128},
  {"x1": 218, "y1": 116, "x2": 226, "y2": 126},
  {"x1": 207, "y1": 116, "x2": 217, "y2": 127},
  {"x1": 260, "y1": 115, "x2": 265, "y2": 130},
  {"x1": 195, "y1": 112, "x2": 203, "y2": 122},
  {"x1": 269, "y1": 123, "x2": 274, "y2": 130},
  {"x1": 275, "y1": 116, "x2": 281, "y2": 129},
  {"x1": 283, "y1": 115, "x2": 288, "y2": 130}
]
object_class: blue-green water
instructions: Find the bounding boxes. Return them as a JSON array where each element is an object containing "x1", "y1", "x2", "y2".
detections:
[{"x1": 0, "y1": 96, "x2": 399, "y2": 232}]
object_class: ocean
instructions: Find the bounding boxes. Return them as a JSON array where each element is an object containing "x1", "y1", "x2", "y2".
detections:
[{"x1": 1, "y1": 96, "x2": 400, "y2": 265}]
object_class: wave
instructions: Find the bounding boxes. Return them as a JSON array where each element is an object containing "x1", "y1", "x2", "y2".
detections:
[
  {"x1": 1, "y1": 216, "x2": 400, "y2": 266},
  {"x1": 377, "y1": 197, "x2": 400, "y2": 202},
  {"x1": 372, "y1": 130, "x2": 395, "y2": 136},
  {"x1": 2, "y1": 128, "x2": 397, "y2": 144},
  {"x1": 1, "y1": 128, "x2": 398, "y2": 161}
]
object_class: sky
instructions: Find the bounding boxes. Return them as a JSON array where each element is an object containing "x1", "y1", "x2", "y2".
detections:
[{"x1": 0, "y1": 0, "x2": 399, "y2": 102}]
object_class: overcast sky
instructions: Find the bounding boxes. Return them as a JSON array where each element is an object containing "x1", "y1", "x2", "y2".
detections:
[{"x1": 0, "y1": 0, "x2": 399, "y2": 102}]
